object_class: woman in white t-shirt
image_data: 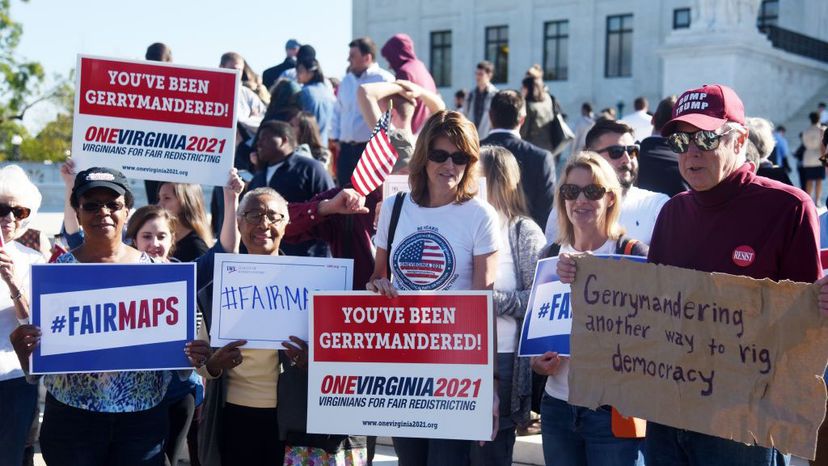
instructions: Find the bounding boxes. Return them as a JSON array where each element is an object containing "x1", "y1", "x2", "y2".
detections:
[
  {"x1": 532, "y1": 153, "x2": 647, "y2": 466},
  {"x1": 0, "y1": 165, "x2": 45, "y2": 465},
  {"x1": 368, "y1": 110, "x2": 499, "y2": 466}
]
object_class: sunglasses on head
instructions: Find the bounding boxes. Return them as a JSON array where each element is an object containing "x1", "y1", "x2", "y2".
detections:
[
  {"x1": 667, "y1": 129, "x2": 735, "y2": 154},
  {"x1": 595, "y1": 144, "x2": 639, "y2": 160},
  {"x1": 80, "y1": 201, "x2": 125, "y2": 213},
  {"x1": 0, "y1": 203, "x2": 31, "y2": 220},
  {"x1": 559, "y1": 183, "x2": 607, "y2": 201},
  {"x1": 427, "y1": 149, "x2": 471, "y2": 165}
]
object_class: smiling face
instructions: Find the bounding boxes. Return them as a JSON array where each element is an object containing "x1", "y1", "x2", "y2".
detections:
[
  {"x1": 0, "y1": 195, "x2": 26, "y2": 243},
  {"x1": 590, "y1": 131, "x2": 638, "y2": 190},
  {"x1": 157, "y1": 183, "x2": 182, "y2": 216},
  {"x1": 134, "y1": 217, "x2": 174, "y2": 260},
  {"x1": 563, "y1": 167, "x2": 613, "y2": 234},
  {"x1": 238, "y1": 195, "x2": 288, "y2": 255},
  {"x1": 675, "y1": 121, "x2": 745, "y2": 191},
  {"x1": 425, "y1": 137, "x2": 467, "y2": 197},
  {"x1": 76, "y1": 187, "x2": 128, "y2": 241}
]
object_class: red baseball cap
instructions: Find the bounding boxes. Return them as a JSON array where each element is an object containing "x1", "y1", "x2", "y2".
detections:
[{"x1": 661, "y1": 84, "x2": 745, "y2": 136}]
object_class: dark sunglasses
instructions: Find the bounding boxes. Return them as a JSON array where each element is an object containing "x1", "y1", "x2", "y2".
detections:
[
  {"x1": 667, "y1": 129, "x2": 735, "y2": 154},
  {"x1": 80, "y1": 201, "x2": 125, "y2": 213},
  {"x1": 559, "y1": 183, "x2": 607, "y2": 201},
  {"x1": 0, "y1": 203, "x2": 31, "y2": 220},
  {"x1": 595, "y1": 144, "x2": 639, "y2": 160},
  {"x1": 427, "y1": 149, "x2": 471, "y2": 165},
  {"x1": 242, "y1": 210, "x2": 285, "y2": 226}
]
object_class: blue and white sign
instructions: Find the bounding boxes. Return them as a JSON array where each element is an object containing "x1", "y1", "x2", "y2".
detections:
[
  {"x1": 518, "y1": 254, "x2": 646, "y2": 356},
  {"x1": 211, "y1": 254, "x2": 353, "y2": 349},
  {"x1": 31, "y1": 263, "x2": 196, "y2": 374}
]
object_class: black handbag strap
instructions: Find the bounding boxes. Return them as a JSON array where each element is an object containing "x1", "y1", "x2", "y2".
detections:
[{"x1": 385, "y1": 192, "x2": 406, "y2": 280}]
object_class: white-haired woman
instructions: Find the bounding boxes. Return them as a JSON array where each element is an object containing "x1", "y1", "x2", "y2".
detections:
[{"x1": 0, "y1": 165, "x2": 45, "y2": 464}]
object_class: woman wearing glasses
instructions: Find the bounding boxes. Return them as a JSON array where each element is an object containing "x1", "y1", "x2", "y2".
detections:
[
  {"x1": 10, "y1": 167, "x2": 211, "y2": 465},
  {"x1": 532, "y1": 153, "x2": 647, "y2": 466},
  {"x1": 367, "y1": 110, "x2": 500, "y2": 465},
  {"x1": 0, "y1": 165, "x2": 45, "y2": 465}
]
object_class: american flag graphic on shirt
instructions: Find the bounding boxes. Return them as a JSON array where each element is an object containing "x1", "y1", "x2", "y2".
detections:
[{"x1": 393, "y1": 230, "x2": 456, "y2": 290}]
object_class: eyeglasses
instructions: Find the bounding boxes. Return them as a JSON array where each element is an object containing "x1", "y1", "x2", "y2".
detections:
[
  {"x1": 559, "y1": 183, "x2": 607, "y2": 201},
  {"x1": 242, "y1": 210, "x2": 285, "y2": 225},
  {"x1": 80, "y1": 201, "x2": 125, "y2": 213},
  {"x1": 667, "y1": 129, "x2": 735, "y2": 154},
  {"x1": 595, "y1": 144, "x2": 639, "y2": 160},
  {"x1": 428, "y1": 149, "x2": 472, "y2": 165},
  {"x1": 0, "y1": 204, "x2": 31, "y2": 220}
]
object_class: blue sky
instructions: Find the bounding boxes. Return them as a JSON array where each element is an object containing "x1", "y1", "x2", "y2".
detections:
[{"x1": 10, "y1": 0, "x2": 353, "y2": 131}]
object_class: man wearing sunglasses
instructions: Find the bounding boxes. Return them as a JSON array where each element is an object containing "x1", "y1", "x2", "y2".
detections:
[
  {"x1": 643, "y1": 84, "x2": 823, "y2": 465},
  {"x1": 544, "y1": 118, "x2": 668, "y2": 245}
]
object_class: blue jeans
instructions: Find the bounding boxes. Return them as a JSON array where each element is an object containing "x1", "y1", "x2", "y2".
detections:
[
  {"x1": 541, "y1": 394, "x2": 641, "y2": 466},
  {"x1": 40, "y1": 393, "x2": 167, "y2": 466},
  {"x1": 393, "y1": 437, "x2": 469, "y2": 466},
  {"x1": 644, "y1": 421, "x2": 776, "y2": 466},
  {"x1": 0, "y1": 377, "x2": 38, "y2": 466}
]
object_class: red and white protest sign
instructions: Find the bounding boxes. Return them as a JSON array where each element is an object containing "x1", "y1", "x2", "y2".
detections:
[
  {"x1": 71, "y1": 55, "x2": 238, "y2": 186},
  {"x1": 308, "y1": 291, "x2": 494, "y2": 440}
]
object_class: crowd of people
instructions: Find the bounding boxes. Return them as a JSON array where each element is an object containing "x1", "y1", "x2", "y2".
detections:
[{"x1": 0, "y1": 35, "x2": 827, "y2": 466}]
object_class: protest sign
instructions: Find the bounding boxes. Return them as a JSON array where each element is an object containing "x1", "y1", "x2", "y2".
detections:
[
  {"x1": 31, "y1": 263, "x2": 195, "y2": 374},
  {"x1": 568, "y1": 255, "x2": 828, "y2": 459},
  {"x1": 308, "y1": 291, "x2": 494, "y2": 440},
  {"x1": 210, "y1": 254, "x2": 353, "y2": 349},
  {"x1": 72, "y1": 55, "x2": 238, "y2": 186},
  {"x1": 382, "y1": 174, "x2": 487, "y2": 203},
  {"x1": 518, "y1": 254, "x2": 646, "y2": 356}
]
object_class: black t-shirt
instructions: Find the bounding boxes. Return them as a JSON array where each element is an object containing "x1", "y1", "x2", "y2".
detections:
[{"x1": 173, "y1": 231, "x2": 209, "y2": 262}]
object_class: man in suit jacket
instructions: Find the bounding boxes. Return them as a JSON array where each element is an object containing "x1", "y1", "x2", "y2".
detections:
[
  {"x1": 248, "y1": 120, "x2": 334, "y2": 256},
  {"x1": 481, "y1": 90, "x2": 556, "y2": 228},
  {"x1": 637, "y1": 95, "x2": 690, "y2": 197}
]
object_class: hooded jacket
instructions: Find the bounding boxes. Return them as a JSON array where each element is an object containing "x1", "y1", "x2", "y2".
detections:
[{"x1": 380, "y1": 34, "x2": 437, "y2": 134}]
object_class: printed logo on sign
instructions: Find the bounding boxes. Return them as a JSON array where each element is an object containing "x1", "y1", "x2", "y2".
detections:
[
  {"x1": 732, "y1": 245, "x2": 755, "y2": 267},
  {"x1": 392, "y1": 229, "x2": 456, "y2": 290}
]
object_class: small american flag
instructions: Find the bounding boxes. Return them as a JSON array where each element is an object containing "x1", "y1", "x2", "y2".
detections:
[
  {"x1": 350, "y1": 109, "x2": 398, "y2": 196},
  {"x1": 398, "y1": 238, "x2": 446, "y2": 285}
]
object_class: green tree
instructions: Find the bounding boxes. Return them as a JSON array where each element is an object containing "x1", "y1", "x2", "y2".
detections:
[{"x1": 0, "y1": 0, "x2": 45, "y2": 122}]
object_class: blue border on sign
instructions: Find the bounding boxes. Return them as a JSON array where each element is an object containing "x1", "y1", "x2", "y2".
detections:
[
  {"x1": 518, "y1": 254, "x2": 646, "y2": 357},
  {"x1": 31, "y1": 263, "x2": 196, "y2": 373}
]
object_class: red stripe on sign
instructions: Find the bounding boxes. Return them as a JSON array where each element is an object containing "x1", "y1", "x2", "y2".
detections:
[{"x1": 77, "y1": 57, "x2": 238, "y2": 128}]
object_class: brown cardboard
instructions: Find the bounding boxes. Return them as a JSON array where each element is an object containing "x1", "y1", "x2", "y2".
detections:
[{"x1": 568, "y1": 255, "x2": 828, "y2": 459}]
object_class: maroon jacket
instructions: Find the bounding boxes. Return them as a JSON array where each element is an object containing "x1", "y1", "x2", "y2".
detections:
[
  {"x1": 380, "y1": 34, "x2": 437, "y2": 134},
  {"x1": 284, "y1": 188, "x2": 381, "y2": 290},
  {"x1": 648, "y1": 164, "x2": 820, "y2": 283}
]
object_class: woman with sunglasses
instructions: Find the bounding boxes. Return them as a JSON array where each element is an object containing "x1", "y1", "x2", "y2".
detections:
[
  {"x1": 10, "y1": 167, "x2": 211, "y2": 466},
  {"x1": 0, "y1": 165, "x2": 45, "y2": 465},
  {"x1": 367, "y1": 110, "x2": 500, "y2": 465},
  {"x1": 532, "y1": 153, "x2": 647, "y2": 466}
]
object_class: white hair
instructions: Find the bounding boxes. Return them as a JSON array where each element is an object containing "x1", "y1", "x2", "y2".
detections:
[
  {"x1": 744, "y1": 117, "x2": 776, "y2": 161},
  {"x1": 0, "y1": 164, "x2": 42, "y2": 228},
  {"x1": 724, "y1": 121, "x2": 749, "y2": 164},
  {"x1": 237, "y1": 187, "x2": 288, "y2": 217}
]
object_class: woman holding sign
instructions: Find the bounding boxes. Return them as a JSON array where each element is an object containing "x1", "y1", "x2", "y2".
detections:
[
  {"x1": 10, "y1": 167, "x2": 212, "y2": 466},
  {"x1": 367, "y1": 110, "x2": 500, "y2": 466},
  {"x1": 0, "y1": 165, "x2": 45, "y2": 466},
  {"x1": 531, "y1": 153, "x2": 647, "y2": 466}
]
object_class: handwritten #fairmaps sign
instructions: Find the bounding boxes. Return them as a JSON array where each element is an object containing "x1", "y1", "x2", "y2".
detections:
[
  {"x1": 308, "y1": 291, "x2": 494, "y2": 440},
  {"x1": 31, "y1": 263, "x2": 196, "y2": 374},
  {"x1": 210, "y1": 254, "x2": 353, "y2": 350},
  {"x1": 72, "y1": 55, "x2": 238, "y2": 186},
  {"x1": 567, "y1": 255, "x2": 828, "y2": 459}
]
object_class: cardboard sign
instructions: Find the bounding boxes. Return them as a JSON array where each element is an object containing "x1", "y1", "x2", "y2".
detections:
[
  {"x1": 568, "y1": 255, "x2": 828, "y2": 459},
  {"x1": 518, "y1": 254, "x2": 646, "y2": 356},
  {"x1": 308, "y1": 291, "x2": 494, "y2": 440},
  {"x1": 72, "y1": 55, "x2": 238, "y2": 186},
  {"x1": 210, "y1": 254, "x2": 353, "y2": 349},
  {"x1": 382, "y1": 174, "x2": 487, "y2": 203},
  {"x1": 31, "y1": 263, "x2": 196, "y2": 374}
]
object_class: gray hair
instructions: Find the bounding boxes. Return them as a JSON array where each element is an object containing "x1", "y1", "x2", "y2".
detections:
[
  {"x1": 237, "y1": 187, "x2": 288, "y2": 218},
  {"x1": 0, "y1": 165, "x2": 42, "y2": 228},
  {"x1": 723, "y1": 121, "x2": 750, "y2": 166},
  {"x1": 744, "y1": 117, "x2": 776, "y2": 162}
]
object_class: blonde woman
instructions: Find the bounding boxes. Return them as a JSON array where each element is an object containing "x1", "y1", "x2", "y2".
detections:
[
  {"x1": 471, "y1": 146, "x2": 546, "y2": 466},
  {"x1": 157, "y1": 183, "x2": 214, "y2": 262},
  {"x1": 533, "y1": 153, "x2": 647, "y2": 466}
]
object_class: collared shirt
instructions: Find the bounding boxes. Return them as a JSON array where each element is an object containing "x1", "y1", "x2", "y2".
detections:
[
  {"x1": 620, "y1": 110, "x2": 654, "y2": 142},
  {"x1": 330, "y1": 63, "x2": 394, "y2": 143},
  {"x1": 487, "y1": 128, "x2": 521, "y2": 138}
]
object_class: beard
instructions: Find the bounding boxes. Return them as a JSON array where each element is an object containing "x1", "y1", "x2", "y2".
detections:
[{"x1": 617, "y1": 164, "x2": 638, "y2": 190}]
